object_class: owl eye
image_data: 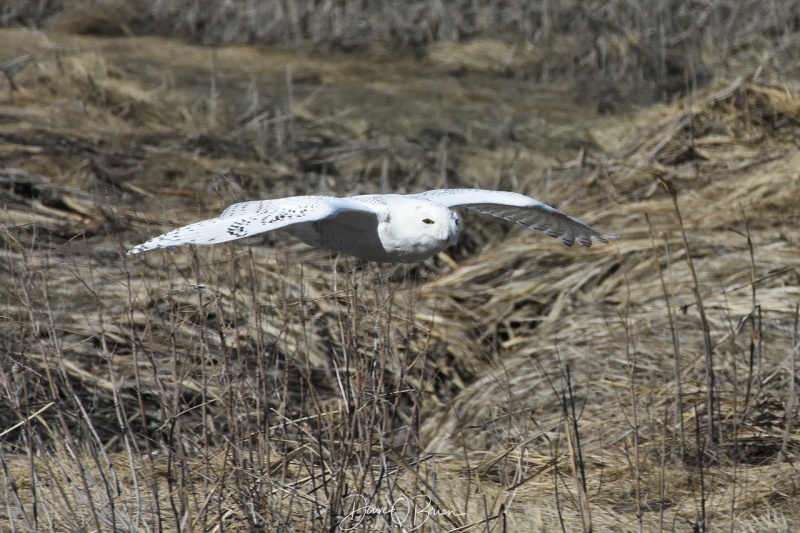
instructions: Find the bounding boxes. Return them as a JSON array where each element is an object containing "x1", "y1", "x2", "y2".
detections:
[{"x1": 422, "y1": 218, "x2": 435, "y2": 224}]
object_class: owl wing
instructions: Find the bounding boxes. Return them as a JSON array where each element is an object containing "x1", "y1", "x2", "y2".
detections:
[
  {"x1": 410, "y1": 189, "x2": 616, "y2": 247},
  {"x1": 127, "y1": 195, "x2": 389, "y2": 255}
]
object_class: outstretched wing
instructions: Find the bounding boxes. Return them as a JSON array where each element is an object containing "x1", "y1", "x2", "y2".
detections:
[
  {"x1": 127, "y1": 195, "x2": 388, "y2": 255},
  {"x1": 410, "y1": 189, "x2": 616, "y2": 247}
]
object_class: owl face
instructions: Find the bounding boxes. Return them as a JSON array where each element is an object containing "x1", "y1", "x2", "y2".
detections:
[{"x1": 376, "y1": 200, "x2": 460, "y2": 262}]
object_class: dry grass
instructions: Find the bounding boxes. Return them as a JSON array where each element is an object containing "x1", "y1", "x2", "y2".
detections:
[
  {"x1": 0, "y1": 14, "x2": 799, "y2": 533},
  {"x1": 8, "y1": 0, "x2": 800, "y2": 106}
]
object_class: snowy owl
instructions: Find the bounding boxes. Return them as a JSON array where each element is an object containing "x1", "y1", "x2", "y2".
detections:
[{"x1": 127, "y1": 189, "x2": 616, "y2": 262}]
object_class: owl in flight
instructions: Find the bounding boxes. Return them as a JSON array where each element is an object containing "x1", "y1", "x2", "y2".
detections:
[{"x1": 128, "y1": 189, "x2": 616, "y2": 262}]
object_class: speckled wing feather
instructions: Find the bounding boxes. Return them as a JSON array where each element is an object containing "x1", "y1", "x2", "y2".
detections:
[
  {"x1": 127, "y1": 195, "x2": 388, "y2": 255},
  {"x1": 411, "y1": 188, "x2": 616, "y2": 247}
]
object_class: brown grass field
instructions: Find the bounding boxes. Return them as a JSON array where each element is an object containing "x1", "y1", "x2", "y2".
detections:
[{"x1": 1, "y1": 2, "x2": 800, "y2": 531}]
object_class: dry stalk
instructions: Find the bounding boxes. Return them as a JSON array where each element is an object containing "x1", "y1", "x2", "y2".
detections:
[
  {"x1": 692, "y1": 406, "x2": 708, "y2": 533},
  {"x1": 620, "y1": 275, "x2": 645, "y2": 533},
  {"x1": 648, "y1": 214, "x2": 685, "y2": 452},
  {"x1": 740, "y1": 211, "x2": 762, "y2": 420},
  {"x1": 660, "y1": 177, "x2": 717, "y2": 447},
  {"x1": 208, "y1": 48, "x2": 219, "y2": 128},
  {"x1": 779, "y1": 306, "x2": 799, "y2": 464},
  {"x1": 563, "y1": 366, "x2": 592, "y2": 533}
]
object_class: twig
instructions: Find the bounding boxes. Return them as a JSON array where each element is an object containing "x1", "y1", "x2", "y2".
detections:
[
  {"x1": 563, "y1": 366, "x2": 592, "y2": 533},
  {"x1": 647, "y1": 214, "x2": 685, "y2": 452},
  {"x1": 660, "y1": 177, "x2": 716, "y2": 446},
  {"x1": 0, "y1": 401, "x2": 56, "y2": 439},
  {"x1": 778, "y1": 305, "x2": 799, "y2": 464}
]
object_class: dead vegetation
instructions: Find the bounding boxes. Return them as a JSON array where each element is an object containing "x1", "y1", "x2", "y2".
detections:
[
  {"x1": 8, "y1": 0, "x2": 800, "y2": 106},
  {"x1": 0, "y1": 7, "x2": 799, "y2": 533}
]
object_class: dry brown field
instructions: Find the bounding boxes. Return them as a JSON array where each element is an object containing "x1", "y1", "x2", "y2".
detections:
[{"x1": 1, "y1": 2, "x2": 799, "y2": 531}]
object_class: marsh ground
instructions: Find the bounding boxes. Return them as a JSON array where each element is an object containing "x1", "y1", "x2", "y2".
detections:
[{"x1": 1, "y1": 2, "x2": 799, "y2": 531}]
